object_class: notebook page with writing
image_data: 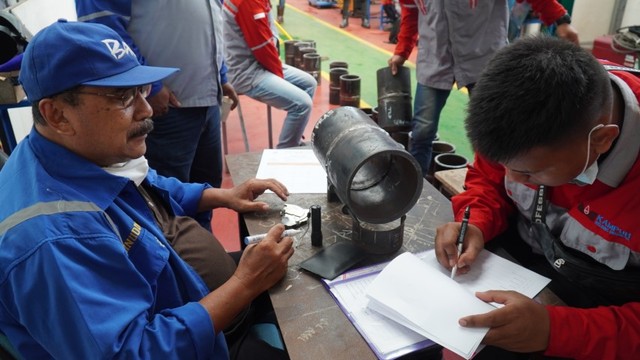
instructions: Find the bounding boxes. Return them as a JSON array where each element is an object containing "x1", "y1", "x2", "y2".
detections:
[
  {"x1": 421, "y1": 249, "x2": 551, "y2": 303},
  {"x1": 366, "y1": 252, "x2": 494, "y2": 359}
]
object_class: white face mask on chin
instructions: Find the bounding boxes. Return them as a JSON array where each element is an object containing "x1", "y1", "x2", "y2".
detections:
[
  {"x1": 571, "y1": 160, "x2": 599, "y2": 186},
  {"x1": 102, "y1": 156, "x2": 149, "y2": 186},
  {"x1": 570, "y1": 124, "x2": 618, "y2": 186}
]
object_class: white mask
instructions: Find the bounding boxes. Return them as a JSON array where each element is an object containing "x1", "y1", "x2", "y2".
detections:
[
  {"x1": 102, "y1": 156, "x2": 149, "y2": 186},
  {"x1": 572, "y1": 160, "x2": 599, "y2": 186},
  {"x1": 570, "y1": 124, "x2": 618, "y2": 186}
]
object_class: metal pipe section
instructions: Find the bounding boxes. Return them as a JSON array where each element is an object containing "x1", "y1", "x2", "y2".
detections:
[
  {"x1": 376, "y1": 66, "x2": 412, "y2": 132},
  {"x1": 311, "y1": 106, "x2": 423, "y2": 224}
]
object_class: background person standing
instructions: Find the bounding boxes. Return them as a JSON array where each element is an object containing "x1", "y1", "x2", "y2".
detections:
[
  {"x1": 76, "y1": 0, "x2": 238, "y2": 191},
  {"x1": 388, "y1": 0, "x2": 579, "y2": 178}
]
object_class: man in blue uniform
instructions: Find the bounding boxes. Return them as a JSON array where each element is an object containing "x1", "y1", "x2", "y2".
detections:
[{"x1": 0, "y1": 20, "x2": 294, "y2": 359}]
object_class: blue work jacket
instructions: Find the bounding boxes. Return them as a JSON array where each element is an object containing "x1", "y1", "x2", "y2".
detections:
[{"x1": 0, "y1": 129, "x2": 229, "y2": 359}]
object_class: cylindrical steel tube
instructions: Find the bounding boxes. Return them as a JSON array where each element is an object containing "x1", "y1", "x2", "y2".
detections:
[
  {"x1": 329, "y1": 67, "x2": 348, "y2": 105},
  {"x1": 329, "y1": 61, "x2": 348, "y2": 70},
  {"x1": 428, "y1": 140, "x2": 456, "y2": 176},
  {"x1": 292, "y1": 42, "x2": 311, "y2": 69},
  {"x1": 297, "y1": 47, "x2": 317, "y2": 71},
  {"x1": 376, "y1": 66, "x2": 412, "y2": 132},
  {"x1": 339, "y1": 74, "x2": 361, "y2": 107},
  {"x1": 434, "y1": 153, "x2": 468, "y2": 172},
  {"x1": 283, "y1": 40, "x2": 299, "y2": 66},
  {"x1": 303, "y1": 52, "x2": 322, "y2": 85},
  {"x1": 311, "y1": 106, "x2": 423, "y2": 225}
]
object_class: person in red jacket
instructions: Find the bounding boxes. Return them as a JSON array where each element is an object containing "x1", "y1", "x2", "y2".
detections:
[{"x1": 435, "y1": 36, "x2": 640, "y2": 359}]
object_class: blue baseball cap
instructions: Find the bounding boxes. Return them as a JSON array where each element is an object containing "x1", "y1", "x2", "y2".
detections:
[{"x1": 19, "y1": 19, "x2": 179, "y2": 101}]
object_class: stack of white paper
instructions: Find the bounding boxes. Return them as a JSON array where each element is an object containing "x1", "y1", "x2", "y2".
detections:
[{"x1": 365, "y1": 251, "x2": 551, "y2": 359}]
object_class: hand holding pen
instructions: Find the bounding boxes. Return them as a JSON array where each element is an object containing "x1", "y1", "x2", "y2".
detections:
[{"x1": 451, "y1": 205, "x2": 471, "y2": 279}]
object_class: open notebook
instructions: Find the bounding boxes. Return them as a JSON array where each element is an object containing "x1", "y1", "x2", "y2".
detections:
[{"x1": 365, "y1": 250, "x2": 551, "y2": 359}]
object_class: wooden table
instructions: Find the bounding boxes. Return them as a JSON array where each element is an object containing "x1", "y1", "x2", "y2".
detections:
[
  {"x1": 226, "y1": 151, "x2": 563, "y2": 360},
  {"x1": 434, "y1": 168, "x2": 467, "y2": 198}
]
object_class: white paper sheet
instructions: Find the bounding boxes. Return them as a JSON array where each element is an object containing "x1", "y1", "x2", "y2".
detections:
[
  {"x1": 255, "y1": 149, "x2": 327, "y2": 193},
  {"x1": 367, "y1": 253, "x2": 493, "y2": 359},
  {"x1": 365, "y1": 250, "x2": 551, "y2": 359}
]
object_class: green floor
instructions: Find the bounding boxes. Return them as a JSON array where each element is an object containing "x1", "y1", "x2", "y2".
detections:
[{"x1": 280, "y1": 6, "x2": 474, "y2": 162}]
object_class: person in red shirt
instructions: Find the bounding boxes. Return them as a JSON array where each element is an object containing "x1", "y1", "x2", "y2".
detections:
[
  {"x1": 223, "y1": 0, "x2": 317, "y2": 148},
  {"x1": 435, "y1": 36, "x2": 640, "y2": 360}
]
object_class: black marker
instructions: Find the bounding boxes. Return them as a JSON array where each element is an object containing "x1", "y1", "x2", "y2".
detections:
[{"x1": 310, "y1": 205, "x2": 323, "y2": 247}]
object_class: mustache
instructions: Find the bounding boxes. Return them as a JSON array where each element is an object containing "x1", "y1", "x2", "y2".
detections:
[{"x1": 128, "y1": 118, "x2": 154, "y2": 139}]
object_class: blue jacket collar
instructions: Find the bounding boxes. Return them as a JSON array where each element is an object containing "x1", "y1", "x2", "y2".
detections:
[{"x1": 28, "y1": 128, "x2": 133, "y2": 209}]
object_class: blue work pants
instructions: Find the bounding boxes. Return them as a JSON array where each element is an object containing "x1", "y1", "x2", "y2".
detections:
[
  {"x1": 145, "y1": 105, "x2": 222, "y2": 188},
  {"x1": 410, "y1": 84, "x2": 451, "y2": 177},
  {"x1": 245, "y1": 65, "x2": 316, "y2": 148}
]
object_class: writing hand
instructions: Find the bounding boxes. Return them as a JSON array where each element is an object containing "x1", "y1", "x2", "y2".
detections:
[
  {"x1": 434, "y1": 222, "x2": 484, "y2": 275},
  {"x1": 459, "y1": 290, "x2": 550, "y2": 353},
  {"x1": 200, "y1": 224, "x2": 294, "y2": 330}
]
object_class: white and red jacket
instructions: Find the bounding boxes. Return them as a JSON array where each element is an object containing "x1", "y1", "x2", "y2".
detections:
[
  {"x1": 222, "y1": 0, "x2": 283, "y2": 94},
  {"x1": 452, "y1": 68, "x2": 640, "y2": 359},
  {"x1": 394, "y1": 0, "x2": 567, "y2": 89}
]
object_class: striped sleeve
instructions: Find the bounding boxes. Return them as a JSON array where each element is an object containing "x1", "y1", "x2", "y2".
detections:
[{"x1": 228, "y1": 0, "x2": 283, "y2": 78}]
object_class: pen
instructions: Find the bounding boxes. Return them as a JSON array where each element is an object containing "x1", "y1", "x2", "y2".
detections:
[
  {"x1": 451, "y1": 205, "x2": 471, "y2": 279},
  {"x1": 244, "y1": 229, "x2": 303, "y2": 245}
]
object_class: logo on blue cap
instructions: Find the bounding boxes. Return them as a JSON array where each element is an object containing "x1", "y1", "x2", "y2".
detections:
[{"x1": 101, "y1": 39, "x2": 136, "y2": 60}]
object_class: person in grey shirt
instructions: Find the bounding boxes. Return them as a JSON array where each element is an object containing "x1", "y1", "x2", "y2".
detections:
[
  {"x1": 76, "y1": 0, "x2": 238, "y2": 195},
  {"x1": 388, "y1": 0, "x2": 579, "y2": 178}
]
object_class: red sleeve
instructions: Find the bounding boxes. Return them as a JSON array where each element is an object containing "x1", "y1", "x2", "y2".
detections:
[
  {"x1": 524, "y1": 0, "x2": 567, "y2": 26},
  {"x1": 450, "y1": 154, "x2": 516, "y2": 241},
  {"x1": 543, "y1": 61, "x2": 640, "y2": 360},
  {"x1": 235, "y1": 0, "x2": 283, "y2": 78},
  {"x1": 545, "y1": 303, "x2": 640, "y2": 359},
  {"x1": 394, "y1": 0, "x2": 419, "y2": 59}
]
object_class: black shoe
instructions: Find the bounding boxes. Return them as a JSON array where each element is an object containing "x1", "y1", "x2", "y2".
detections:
[
  {"x1": 361, "y1": 18, "x2": 370, "y2": 29},
  {"x1": 340, "y1": 18, "x2": 348, "y2": 28}
]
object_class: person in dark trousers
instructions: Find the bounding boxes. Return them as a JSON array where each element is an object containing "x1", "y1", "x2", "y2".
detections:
[
  {"x1": 382, "y1": 0, "x2": 400, "y2": 44},
  {"x1": 339, "y1": 0, "x2": 370, "y2": 28},
  {"x1": 388, "y1": 0, "x2": 579, "y2": 179}
]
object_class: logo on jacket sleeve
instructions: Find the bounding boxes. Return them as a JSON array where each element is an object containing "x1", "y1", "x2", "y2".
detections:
[{"x1": 101, "y1": 39, "x2": 135, "y2": 60}]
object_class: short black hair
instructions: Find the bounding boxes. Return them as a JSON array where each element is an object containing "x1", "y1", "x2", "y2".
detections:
[{"x1": 465, "y1": 36, "x2": 612, "y2": 163}]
